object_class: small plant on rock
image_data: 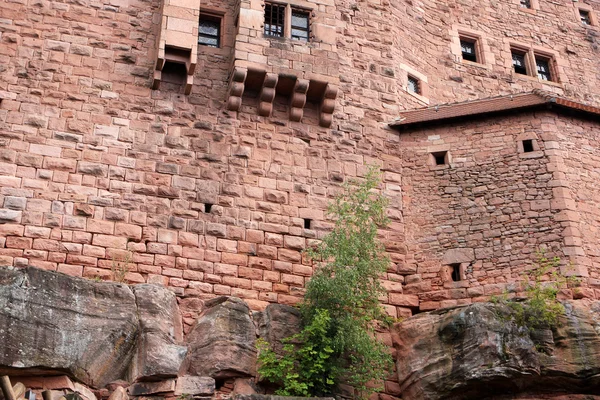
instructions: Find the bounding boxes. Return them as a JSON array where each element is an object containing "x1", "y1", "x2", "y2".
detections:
[
  {"x1": 497, "y1": 250, "x2": 576, "y2": 331},
  {"x1": 257, "y1": 167, "x2": 393, "y2": 399},
  {"x1": 111, "y1": 251, "x2": 133, "y2": 283}
]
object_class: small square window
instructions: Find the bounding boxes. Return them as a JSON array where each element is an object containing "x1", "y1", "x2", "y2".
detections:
[
  {"x1": 535, "y1": 56, "x2": 553, "y2": 81},
  {"x1": 511, "y1": 50, "x2": 528, "y2": 75},
  {"x1": 580, "y1": 9, "x2": 592, "y2": 25},
  {"x1": 291, "y1": 9, "x2": 310, "y2": 41},
  {"x1": 407, "y1": 75, "x2": 420, "y2": 94},
  {"x1": 522, "y1": 139, "x2": 534, "y2": 153},
  {"x1": 431, "y1": 151, "x2": 448, "y2": 166},
  {"x1": 198, "y1": 15, "x2": 221, "y2": 48},
  {"x1": 520, "y1": 0, "x2": 531, "y2": 8},
  {"x1": 460, "y1": 39, "x2": 478, "y2": 63},
  {"x1": 264, "y1": 3, "x2": 286, "y2": 38}
]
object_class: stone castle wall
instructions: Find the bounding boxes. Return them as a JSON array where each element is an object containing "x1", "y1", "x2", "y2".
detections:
[{"x1": 1, "y1": 0, "x2": 600, "y2": 320}]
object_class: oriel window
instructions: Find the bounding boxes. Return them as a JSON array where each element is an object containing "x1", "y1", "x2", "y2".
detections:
[{"x1": 198, "y1": 15, "x2": 221, "y2": 48}]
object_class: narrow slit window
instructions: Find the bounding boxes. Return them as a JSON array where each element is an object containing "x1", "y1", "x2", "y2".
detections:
[
  {"x1": 407, "y1": 75, "x2": 420, "y2": 94},
  {"x1": 580, "y1": 9, "x2": 591, "y2": 25},
  {"x1": 460, "y1": 39, "x2": 478, "y2": 63},
  {"x1": 522, "y1": 139, "x2": 534, "y2": 153},
  {"x1": 520, "y1": 0, "x2": 531, "y2": 8},
  {"x1": 511, "y1": 50, "x2": 528, "y2": 75},
  {"x1": 198, "y1": 14, "x2": 221, "y2": 48},
  {"x1": 304, "y1": 218, "x2": 312, "y2": 229},
  {"x1": 451, "y1": 264, "x2": 462, "y2": 282},
  {"x1": 291, "y1": 9, "x2": 310, "y2": 41},
  {"x1": 264, "y1": 3, "x2": 285, "y2": 38},
  {"x1": 432, "y1": 151, "x2": 448, "y2": 166},
  {"x1": 535, "y1": 56, "x2": 552, "y2": 81},
  {"x1": 205, "y1": 203, "x2": 213, "y2": 213}
]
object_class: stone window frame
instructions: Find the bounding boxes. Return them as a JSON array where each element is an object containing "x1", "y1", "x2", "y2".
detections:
[
  {"x1": 198, "y1": 12, "x2": 223, "y2": 48},
  {"x1": 574, "y1": 3, "x2": 597, "y2": 26},
  {"x1": 427, "y1": 146, "x2": 451, "y2": 169},
  {"x1": 449, "y1": 26, "x2": 494, "y2": 69},
  {"x1": 400, "y1": 63, "x2": 429, "y2": 105},
  {"x1": 516, "y1": 132, "x2": 544, "y2": 158},
  {"x1": 515, "y1": 0, "x2": 539, "y2": 14},
  {"x1": 198, "y1": 8, "x2": 228, "y2": 54},
  {"x1": 505, "y1": 41, "x2": 563, "y2": 87},
  {"x1": 263, "y1": 1, "x2": 314, "y2": 42}
]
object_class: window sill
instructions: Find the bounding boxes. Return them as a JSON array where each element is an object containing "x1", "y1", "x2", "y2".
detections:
[
  {"x1": 511, "y1": 72, "x2": 562, "y2": 87},
  {"x1": 460, "y1": 59, "x2": 491, "y2": 70},
  {"x1": 404, "y1": 89, "x2": 430, "y2": 105},
  {"x1": 518, "y1": 8, "x2": 538, "y2": 15}
]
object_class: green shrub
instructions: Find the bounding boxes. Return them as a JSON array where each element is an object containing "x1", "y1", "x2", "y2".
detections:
[
  {"x1": 496, "y1": 250, "x2": 575, "y2": 331},
  {"x1": 257, "y1": 166, "x2": 393, "y2": 398}
]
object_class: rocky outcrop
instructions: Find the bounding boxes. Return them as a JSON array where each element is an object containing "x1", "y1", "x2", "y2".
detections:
[
  {"x1": 393, "y1": 301, "x2": 600, "y2": 400},
  {"x1": 254, "y1": 304, "x2": 301, "y2": 354},
  {"x1": 129, "y1": 285, "x2": 187, "y2": 382},
  {"x1": 0, "y1": 267, "x2": 185, "y2": 388},
  {"x1": 185, "y1": 297, "x2": 257, "y2": 378}
]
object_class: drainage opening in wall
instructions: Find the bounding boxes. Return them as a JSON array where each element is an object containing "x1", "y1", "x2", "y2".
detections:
[
  {"x1": 451, "y1": 263, "x2": 462, "y2": 281},
  {"x1": 522, "y1": 139, "x2": 534, "y2": 153}
]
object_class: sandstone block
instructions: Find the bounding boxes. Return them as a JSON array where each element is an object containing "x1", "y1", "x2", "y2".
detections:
[{"x1": 174, "y1": 376, "x2": 215, "y2": 396}]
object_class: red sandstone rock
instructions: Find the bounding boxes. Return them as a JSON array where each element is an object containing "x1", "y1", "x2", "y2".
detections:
[{"x1": 185, "y1": 297, "x2": 257, "y2": 379}]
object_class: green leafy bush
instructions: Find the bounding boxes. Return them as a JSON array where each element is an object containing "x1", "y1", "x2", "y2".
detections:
[
  {"x1": 257, "y1": 167, "x2": 393, "y2": 398},
  {"x1": 494, "y1": 251, "x2": 575, "y2": 331}
]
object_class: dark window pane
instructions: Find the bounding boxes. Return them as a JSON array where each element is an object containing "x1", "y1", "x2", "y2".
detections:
[
  {"x1": 460, "y1": 40, "x2": 477, "y2": 62},
  {"x1": 407, "y1": 76, "x2": 420, "y2": 94},
  {"x1": 198, "y1": 16, "x2": 220, "y2": 48},
  {"x1": 520, "y1": 0, "x2": 531, "y2": 8},
  {"x1": 264, "y1": 3, "x2": 285, "y2": 37},
  {"x1": 536, "y1": 57, "x2": 552, "y2": 81},
  {"x1": 580, "y1": 10, "x2": 591, "y2": 25},
  {"x1": 512, "y1": 51, "x2": 527, "y2": 75}
]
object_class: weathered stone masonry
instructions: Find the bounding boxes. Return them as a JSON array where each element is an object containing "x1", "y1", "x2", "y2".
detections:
[{"x1": 1, "y1": 0, "x2": 600, "y2": 325}]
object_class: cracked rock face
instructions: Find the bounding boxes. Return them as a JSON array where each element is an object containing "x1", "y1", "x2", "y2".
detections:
[
  {"x1": 0, "y1": 267, "x2": 186, "y2": 388},
  {"x1": 392, "y1": 301, "x2": 600, "y2": 400},
  {"x1": 185, "y1": 297, "x2": 257, "y2": 379}
]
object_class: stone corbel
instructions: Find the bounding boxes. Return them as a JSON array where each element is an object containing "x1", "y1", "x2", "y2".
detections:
[
  {"x1": 258, "y1": 73, "x2": 278, "y2": 117},
  {"x1": 227, "y1": 68, "x2": 248, "y2": 111},
  {"x1": 289, "y1": 79, "x2": 309, "y2": 122},
  {"x1": 319, "y1": 83, "x2": 338, "y2": 128}
]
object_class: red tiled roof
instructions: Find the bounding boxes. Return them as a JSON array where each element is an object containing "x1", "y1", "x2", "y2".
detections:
[{"x1": 389, "y1": 90, "x2": 600, "y2": 128}]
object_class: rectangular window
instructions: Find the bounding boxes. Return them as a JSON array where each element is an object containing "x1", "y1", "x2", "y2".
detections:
[
  {"x1": 511, "y1": 50, "x2": 528, "y2": 75},
  {"x1": 535, "y1": 56, "x2": 552, "y2": 81},
  {"x1": 291, "y1": 9, "x2": 310, "y2": 41},
  {"x1": 264, "y1": 3, "x2": 286, "y2": 38},
  {"x1": 580, "y1": 9, "x2": 591, "y2": 25},
  {"x1": 520, "y1": 0, "x2": 531, "y2": 8},
  {"x1": 460, "y1": 39, "x2": 478, "y2": 63},
  {"x1": 198, "y1": 14, "x2": 221, "y2": 48},
  {"x1": 407, "y1": 75, "x2": 420, "y2": 94}
]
